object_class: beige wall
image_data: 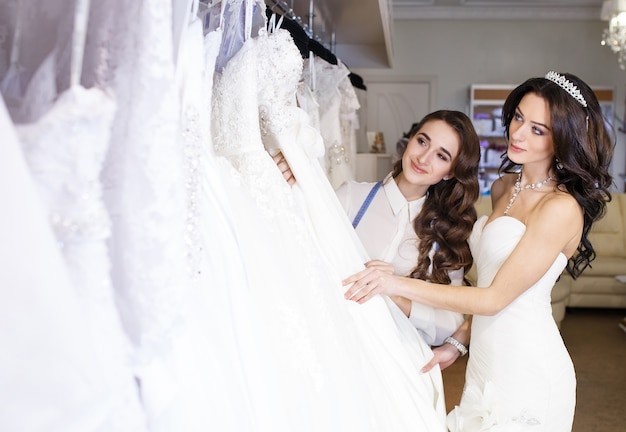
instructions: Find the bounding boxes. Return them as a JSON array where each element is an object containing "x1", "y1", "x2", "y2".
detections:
[{"x1": 354, "y1": 19, "x2": 626, "y2": 192}]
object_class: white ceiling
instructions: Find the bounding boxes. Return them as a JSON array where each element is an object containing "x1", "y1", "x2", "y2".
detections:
[
  {"x1": 273, "y1": 0, "x2": 609, "y2": 67},
  {"x1": 393, "y1": 0, "x2": 606, "y2": 20}
]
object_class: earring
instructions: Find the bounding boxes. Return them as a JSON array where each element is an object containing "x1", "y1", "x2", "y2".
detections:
[
  {"x1": 443, "y1": 176, "x2": 449, "y2": 181},
  {"x1": 556, "y1": 159, "x2": 564, "y2": 170}
]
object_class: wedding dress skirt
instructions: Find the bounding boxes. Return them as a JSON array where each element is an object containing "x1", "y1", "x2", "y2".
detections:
[{"x1": 211, "y1": 21, "x2": 447, "y2": 431}]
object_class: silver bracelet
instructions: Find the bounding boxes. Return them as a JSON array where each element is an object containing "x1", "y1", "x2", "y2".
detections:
[{"x1": 444, "y1": 336, "x2": 468, "y2": 356}]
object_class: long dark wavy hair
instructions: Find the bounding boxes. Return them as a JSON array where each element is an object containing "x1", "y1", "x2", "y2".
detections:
[
  {"x1": 499, "y1": 72, "x2": 614, "y2": 278},
  {"x1": 391, "y1": 110, "x2": 481, "y2": 285}
]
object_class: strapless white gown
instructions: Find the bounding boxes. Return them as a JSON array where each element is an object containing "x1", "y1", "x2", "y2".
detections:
[
  {"x1": 448, "y1": 216, "x2": 576, "y2": 431},
  {"x1": 16, "y1": 85, "x2": 147, "y2": 431},
  {"x1": 0, "y1": 92, "x2": 120, "y2": 432}
]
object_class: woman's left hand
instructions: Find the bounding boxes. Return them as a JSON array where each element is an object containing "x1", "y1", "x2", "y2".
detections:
[
  {"x1": 421, "y1": 343, "x2": 460, "y2": 373},
  {"x1": 364, "y1": 260, "x2": 395, "y2": 275},
  {"x1": 343, "y1": 266, "x2": 397, "y2": 303},
  {"x1": 272, "y1": 151, "x2": 296, "y2": 186}
]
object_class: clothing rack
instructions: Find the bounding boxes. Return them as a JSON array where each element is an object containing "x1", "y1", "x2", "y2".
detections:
[
  {"x1": 266, "y1": 1, "x2": 314, "y2": 40},
  {"x1": 264, "y1": 0, "x2": 366, "y2": 90}
]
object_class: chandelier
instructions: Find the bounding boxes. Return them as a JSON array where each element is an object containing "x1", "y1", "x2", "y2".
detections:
[{"x1": 601, "y1": 0, "x2": 626, "y2": 69}]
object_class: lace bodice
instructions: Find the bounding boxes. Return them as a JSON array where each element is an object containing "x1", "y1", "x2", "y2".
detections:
[
  {"x1": 257, "y1": 29, "x2": 302, "y2": 110},
  {"x1": 17, "y1": 86, "x2": 113, "y2": 248},
  {"x1": 16, "y1": 85, "x2": 147, "y2": 431},
  {"x1": 212, "y1": 34, "x2": 262, "y2": 157},
  {"x1": 102, "y1": 0, "x2": 187, "y2": 359}
]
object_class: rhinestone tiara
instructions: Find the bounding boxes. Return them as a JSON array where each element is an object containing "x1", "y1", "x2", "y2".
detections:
[{"x1": 544, "y1": 71, "x2": 588, "y2": 108}]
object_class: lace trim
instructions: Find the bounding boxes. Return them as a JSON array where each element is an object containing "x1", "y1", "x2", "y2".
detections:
[
  {"x1": 182, "y1": 105, "x2": 203, "y2": 279},
  {"x1": 102, "y1": 0, "x2": 187, "y2": 359}
]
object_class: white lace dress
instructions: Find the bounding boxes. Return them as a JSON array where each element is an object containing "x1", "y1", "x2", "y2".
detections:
[
  {"x1": 338, "y1": 69, "x2": 361, "y2": 178},
  {"x1": 302, "y1": 56, "x2": 354, "y2": 189},
  {"x1": 15, "y1": 84, "x2": 147, "y2": 431},
  {"x1": 447, "y1": 216, "x2": 576, "y2": 432},
  {"x1": 95, "y1": 1, "x2": 192, "y2": 429},
  {"x1": 150, "y1": 7, "x2": 280, "y2": 430},
  {"x1": 212, "y1": 19, "x2": 447, "y2": 431},
  {"x1": 0, "y1": 91, "x2": 126, "y2": 432}
]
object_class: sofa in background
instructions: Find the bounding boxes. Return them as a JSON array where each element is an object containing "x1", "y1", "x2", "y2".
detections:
[
  {"x1": 558, "y1": 193, "x2": 626, "y2": 309},
  {"x1": 469, "y1": 193, "x2": 626, "y2": 328}
]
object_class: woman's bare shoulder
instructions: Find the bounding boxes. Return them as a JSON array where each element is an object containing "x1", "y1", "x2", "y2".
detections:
[
  {"x1": 528, "y1": 190, "x2": 583, "y2": 246},
  {"x1": 536, "y1": 190, "x2": 581, "y2": 218},
  {"x1": 489, "y1": 173, "x2": 515, "y2": 204}
]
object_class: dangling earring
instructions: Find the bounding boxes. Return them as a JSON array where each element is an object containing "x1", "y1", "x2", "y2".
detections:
[{"x1": 556, "y1": 159, "x2": 564, "y2": 170}]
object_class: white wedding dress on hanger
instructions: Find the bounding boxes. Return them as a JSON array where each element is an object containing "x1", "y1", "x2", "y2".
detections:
[
  {"x1": 147, "y1": 2, "x2": 283, "y2": 430},
  {"x1": 201, "y1": 5, "x2": 295, "y2": 431},
  {"x1": 211, "y1": 3, "x2": 447, "y2": 430},
  {"x1": 301, "y1": 56, "x2": 354, "y2": 189},
  {"x1": 258, "y1": 21, "x2": 447, "y2": 431},
  {"x1": 98, "y1": 2, "x2": 193, "y2": 429},
  {"x1": 9, "y1": 1, "x2": 146, "y2": 429},
  {"x1": 213, "y1": 5, "x2": 375, "y2": 430},
  {"x1": 0, "y1": 92, "x2": 122, "y2": 432},
  {"x1": 16, "y1": 85, "x2": 147, "y2": 432}
]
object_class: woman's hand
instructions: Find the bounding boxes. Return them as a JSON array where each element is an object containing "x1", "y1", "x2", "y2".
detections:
[
  {"x1": 361, "y1": 261, "x2": 412, "y2": 316},
  {"x1": 272, "y1": 151, "x2": 296, "y2": 186},
  {"x1": 364, "y1": 260, "x2": 395, "y2": 275},
  {"x1": 421, "y1": 343, "x2": 461, "y2": 373},
  {"x1": 343, "y1": 266, "x2": 397, "y2": 303}
]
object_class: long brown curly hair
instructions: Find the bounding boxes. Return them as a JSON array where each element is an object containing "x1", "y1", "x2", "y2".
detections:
[
  {"x1": 391, "y1": 110, "x2": 481, "y2": 285},
  {"x1": 499, "y1": 73, "x2": 614, "y2": 278}
]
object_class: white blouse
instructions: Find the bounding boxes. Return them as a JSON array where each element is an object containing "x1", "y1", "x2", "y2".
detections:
[{"x1": 336, "y1": 172, "x2": 465, "y2": 346}]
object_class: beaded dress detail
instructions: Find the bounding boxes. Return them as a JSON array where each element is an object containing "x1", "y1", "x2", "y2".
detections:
[
  {"x1": 301, "y1": 57, "x2": 354, "y2": 188},
  {"x1": 151, "y1": 6, "x2": 275, "y2": 429}
]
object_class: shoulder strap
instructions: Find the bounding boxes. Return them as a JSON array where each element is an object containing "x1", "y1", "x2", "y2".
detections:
[{"x1": 352, "y1": 181, "x2": 383, "y2": 229}]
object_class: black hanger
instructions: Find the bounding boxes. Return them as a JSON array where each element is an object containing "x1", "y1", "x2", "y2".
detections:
[
  {"x1": 349, "y1": 72, "x2": 366, "y2": 91},
  {"x1": 308, "y1": 39, "x2": 337, "y2": 65}
]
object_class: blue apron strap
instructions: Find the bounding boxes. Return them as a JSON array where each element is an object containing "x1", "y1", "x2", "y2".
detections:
[{"x1": 352, "y1": 181, "x2": 383, "y2": 229}]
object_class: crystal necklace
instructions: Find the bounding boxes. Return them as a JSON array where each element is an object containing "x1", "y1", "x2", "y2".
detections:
[{"x1": 503, "y1": 170, "x2": 554, "y2": 215}]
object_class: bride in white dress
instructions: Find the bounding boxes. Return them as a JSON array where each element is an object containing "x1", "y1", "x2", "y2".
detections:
[{"x1": 343, "y1": 71, "x2": 614, "y2": 431}]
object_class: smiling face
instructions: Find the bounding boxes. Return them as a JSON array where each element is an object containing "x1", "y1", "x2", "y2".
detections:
[
  {"x1": 507, "y1": 92, "x2": 555, "y2": 169},
  {"x1": 397, "y1": 119, "x2": 460, "y2": 200}
]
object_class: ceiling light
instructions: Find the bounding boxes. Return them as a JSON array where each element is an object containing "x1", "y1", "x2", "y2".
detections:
[{"x1": 601, "y1": 0, "x2": 626, "y2": 69}]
